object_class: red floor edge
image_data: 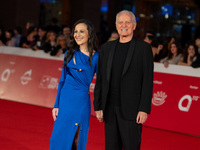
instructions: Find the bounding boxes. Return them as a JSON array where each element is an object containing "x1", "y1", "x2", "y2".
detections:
[{"x1": 0, "y1": 99, "x2": 199, "y2": 150}]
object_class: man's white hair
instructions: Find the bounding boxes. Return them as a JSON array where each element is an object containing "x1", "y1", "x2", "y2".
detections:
[{"x1": 116, "y1": 10, "x2": 136, "y2": 23}]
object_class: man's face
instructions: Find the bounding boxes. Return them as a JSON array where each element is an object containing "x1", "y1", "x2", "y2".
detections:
[
  {"x1": 116, "y1": 13, "x2": 136, "y2": 38},
  {"x1": 63, "y1": 27, "x2": 71, "y2": 37},
  {"x1": 38, "y1": 29, "x2": 46, "y2": 38},
  {"x1": 195, "y1": 38, "x2": 200, "y2": 47}
]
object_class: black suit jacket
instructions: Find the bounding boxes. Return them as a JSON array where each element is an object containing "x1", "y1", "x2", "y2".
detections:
[{"x1": 94, "y1": 37, "x2": 154, "y2": 120}]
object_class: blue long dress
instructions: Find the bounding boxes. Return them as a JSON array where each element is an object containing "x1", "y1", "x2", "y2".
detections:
[{"x1": 50, "y1": 49, "x2": 99, "y2": 150}]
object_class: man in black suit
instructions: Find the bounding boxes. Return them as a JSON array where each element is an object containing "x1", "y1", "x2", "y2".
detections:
[{"x1": 94, "y1": 10, "x2": 153, "y2": 150}]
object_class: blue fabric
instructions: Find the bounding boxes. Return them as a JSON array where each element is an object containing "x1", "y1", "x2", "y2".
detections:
[{"x1": 50, "y1": 49, "x2": 99, "y2": 150}]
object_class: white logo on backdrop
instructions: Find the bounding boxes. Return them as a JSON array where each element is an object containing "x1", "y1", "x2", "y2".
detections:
[
  {"x1": 20, "y1": 69, "x2": 32, "y2": 85},
  {"x1": 153, "y1": 80, "x2": 163, "y2": 85},
  {"x1": 178, "y1": 95, "x2": 200, "y2": 112},
  {"x1": 189, "y1": 85, "x2": 199, "y2": 90},
  {"x1": 9, "y1": 61, "x2": 16, "y2": 65},
  {"x1": 39, "y1": 75, "x2": 58, "y2": 90},
  {"x1": 89, "y1": 83, "x2": 95, "y2": 92},
  {"x1": 1, "y1": 68, "x2": 15, "y2": 82},
  {"x1": 152, "y1": 91, "x2": 167, "y2": 106},
  {"x1": 48, "y1": 78, "x2": 58, "y2": 89}
]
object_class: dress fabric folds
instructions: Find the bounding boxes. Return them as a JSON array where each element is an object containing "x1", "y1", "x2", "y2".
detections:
[{"x1": 50, "y1": 49, "x2": 99, "y2": 150}]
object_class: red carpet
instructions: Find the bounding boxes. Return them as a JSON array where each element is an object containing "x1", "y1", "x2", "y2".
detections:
[{"x1": 0, "y1": 99, "x2": 199, "y2": 150}]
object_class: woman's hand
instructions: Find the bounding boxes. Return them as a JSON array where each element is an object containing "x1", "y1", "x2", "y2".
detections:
[
  {"x1": 163, "y1": 61, "x2": 169, "y2": 68},
  {"x1": 187, "y1": 54, "x2": 193, "y2": 66},
  {"x1": 52, "y1": 108, "x2": 59, "y2": 121}
]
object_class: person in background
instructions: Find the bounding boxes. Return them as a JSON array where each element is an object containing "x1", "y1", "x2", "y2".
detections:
[
  {"x1": 153, "y1": 38, "x2": 164, "y2": 62},
  {"x1": 178, "y1": 43, "x2": 198, "y2": 66},
  {"x1": 191, "y1": 53, "x2": 200, "y2": 68},
  {"x1": 195, "y1": 36, "x2": 200, "y2": 54},
  {"x1": 43, "y1": 31, "x2": 57, "y2": 55},
  {"x1": 32, "y1": 26, "x2": 47, "y2": 51},
  {"x1": 51, "y1": 35, "x2": 68, "y2": 57},
  {"x1": 0, "y1": 27, "x2": 6, "y2": 46},
  {"x1": 50, "y1": 19, "x2": 99, "y2": 150},
  {"x1": 4, "y1": 29, "x2": 17, "y2": 47},
  {"x1": 14, "y1": 27, "x2": 22, "y2": 47},
  {"x1": 144, "y1": 31, "x2": 163, "y2": 60},
  {"x1": 46, "y1": 17, "x2": 62, "y2": 34},
  {"x1": 62, "y1": 25, "x2": 71, "y2": 49},
  {"x1": 160, "y1": 41, "x2": 183, "y2": 68},
  {"x1": 144, "y1": 31, "x2": 154, "y2": 45},
  {"x1": 94, "y1": 10, "x2": 153, "y2": 150},
  {"x1": 108, "y1": 30, "x2": 119, "y2": 41},
  {"x1": 159, "y1": 36, "x2": 176, "y2": 60},
  {"x1": 20, "y1": 27, "x2": 37, "y2": 48}
]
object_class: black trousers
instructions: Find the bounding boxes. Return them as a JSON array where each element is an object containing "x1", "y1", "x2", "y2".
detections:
[{"x1": 104, "y1": 104, "x2": 142, "y2": 150}]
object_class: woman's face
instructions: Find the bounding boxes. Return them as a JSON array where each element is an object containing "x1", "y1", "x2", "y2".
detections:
[
  {"x1": 188, "y1": 45, "x2": 195, "y2": 57},
  {"x1": 73, "y1": 23, "x2": 89, "y2": 47},
  {"x1": 58, "y1": 37, "x2": 66, "y2": 46},
  {"x1": 49, "y1": 32, "x2": 56, "y2": 41},
  {"x1": 170, "y1": 43, "x2": 178, "y2": 54},
  {"x1": 5, "y1": 31, "x2": 11, "y2": 39}
]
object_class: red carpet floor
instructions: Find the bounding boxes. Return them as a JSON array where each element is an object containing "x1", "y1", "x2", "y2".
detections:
[{"x1": 0, "y1": 99, "x2": 199, "y2": 150}]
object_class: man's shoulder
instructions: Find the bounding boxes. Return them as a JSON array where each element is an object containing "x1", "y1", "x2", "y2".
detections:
[
  {"x1": 135, "y1": 37, "x2": 150, "y2": 47},
  {"x1": 101, "y1": 40, "x2": 117, "y2": 48}
]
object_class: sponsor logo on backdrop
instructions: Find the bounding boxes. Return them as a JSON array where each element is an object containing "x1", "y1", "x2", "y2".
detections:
[
  {"x1": 9, "y1": 61, "x2": 16, "y2": 65},
  {"x1": 1, "y1": 68, "x2": 15, "y2": 82},
  {"x1": 189, "y1": 85, "x2": 199, "y2": 90},
  {"x1": 39, "y1": 75, "x2": 58, "y2": 90},
  {"x1": 153, "y1": 80, "x2": 163, "y2": 85},
  {"x1": 152, "y1": 91, "x2": 167, "y2": 106},
  {"x1": 178, "y1": 95, "x2": 200, "y2": 112},
  {"x1": 48, "y1": 78, "x2": 58, "y2": 89},
  {"x1": 20, "y1": 69, "x2": 32, "y2": 85}
]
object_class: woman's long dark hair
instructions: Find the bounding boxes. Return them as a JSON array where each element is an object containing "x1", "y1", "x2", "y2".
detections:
[
  {"x1": 182, "y1": 42, "x2": 198, "y2": 63},
  {"x1": 63, "y1": 19, "x2": 98, "y2": 67},
  {"x1": 167, "y1": 41, "x2": 182, "y2": 60}
]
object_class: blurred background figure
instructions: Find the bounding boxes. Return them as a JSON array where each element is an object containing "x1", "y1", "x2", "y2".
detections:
[
  {"x1": 32, "y1": 26, "x2": 47, "y2": 51},
  {"x1": 54, "y1": 35, "x2": 68, "y2": 57},
  {"x1": 144, "y1": 31, "x2": 154, "y2": 45},
  {"x1": 144, "y1": 30, "x2": 164, "y2": 60},
  {"x1": 178, "y1": 42, "x2": 198, "y2": 66},
  {"x1": 62, "y1": 25, "x2": 71, "y2": 49},
  {"x1": 46, "y1": 17, "x2": 62, "y2": 34},
  {"x1": 160, "y1": 41, "x2": 183, "y2": 68},
  {"x1": 14, "y1": 27, "x2": 22, "y2": 47},
  {"x1": 19, "y1": 27, "x2": 37, "y2": 48},
  {"x1": 108, "y1": 30, "x2": 119, "y2": 41},
  {"x1": 43, "y1": 31, "x2": 57, "y2": 55},
  {"x1": 0, "y1": 27, "x2": 6, "y2": 46},
  {"x1": 4, "y1": 29, "x2": 17, "y2": 47},
  {"x1": 195, "y1": 36, "x2": 200, "y2": 54}
]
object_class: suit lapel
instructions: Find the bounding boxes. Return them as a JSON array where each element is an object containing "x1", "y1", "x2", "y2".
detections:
[
  {"x1": 121, "y1": 37, "x2": 137, "y2": 77},
  {"x1": 107, "y1": 40, "x2": 118, "y2": 81}
]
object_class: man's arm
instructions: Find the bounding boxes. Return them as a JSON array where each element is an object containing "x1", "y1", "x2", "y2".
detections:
[
  {"x1": 94, "y1": 46, "x2": 104, "y2": 122},
  {"x1": 138, "y1": 43, "x2": 154, "y2": 114}
]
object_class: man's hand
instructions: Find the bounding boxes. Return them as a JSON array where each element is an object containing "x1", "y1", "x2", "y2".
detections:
[
  {"x1": 136, "y1": 111, "x2": 147, "y2": 124},
  {"x1": 95, "y1": 110, "x2": 103, "y2": 122}
]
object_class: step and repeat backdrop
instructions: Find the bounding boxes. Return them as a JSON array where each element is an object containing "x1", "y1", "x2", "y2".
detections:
[{"x1": 0, "y1": 46, "x2": 200, "y2": 136}]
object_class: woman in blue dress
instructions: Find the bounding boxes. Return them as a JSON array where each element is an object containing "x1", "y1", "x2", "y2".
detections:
[{"x1": 50, "y1": 19, "x2": 99, "y2": 150}]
